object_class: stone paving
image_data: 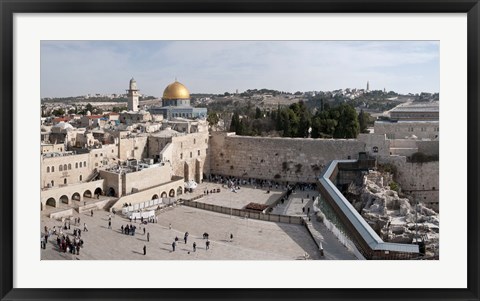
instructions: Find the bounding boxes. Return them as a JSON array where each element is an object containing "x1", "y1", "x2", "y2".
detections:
[
  {"x1": 41, "y1": 184, "x2": 357, "y2": 260},
  {"x1": 184, "y1": 182, "x2": 284, "y2": 209},
  {"x1": 41, "y1": 206, "x2": 322, "y2": 260}
]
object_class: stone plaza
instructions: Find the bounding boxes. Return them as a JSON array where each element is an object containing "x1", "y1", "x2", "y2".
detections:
[{"x1": 41, "y1": 184, "x2": 356, "y2": 260}]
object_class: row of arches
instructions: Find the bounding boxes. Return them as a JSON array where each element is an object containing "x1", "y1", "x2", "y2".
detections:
[
  {"x1": 150, "y1": 186, "x2": 183, "y2": 200},
  {"x1": 42, "y1": 187, "x2": 105, "y2": 209}
]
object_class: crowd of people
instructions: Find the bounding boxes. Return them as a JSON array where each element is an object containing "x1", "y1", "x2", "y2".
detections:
[
  {"x1": 42, "y1": 219, "x2": 85, "y2": 256},
  {"x1": 206, "y1": 174, "x2": 317, "y2": 192}
]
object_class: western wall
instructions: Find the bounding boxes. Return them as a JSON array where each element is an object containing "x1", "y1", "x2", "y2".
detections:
[{"x1": 208, "y1": 132, "x2": 366, "y2": 183}]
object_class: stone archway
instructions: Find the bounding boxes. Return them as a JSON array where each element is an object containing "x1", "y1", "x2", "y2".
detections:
[
  {"x1": 83, "y1": 190, "x2": 92, "y2": 198},
  {"x1": 169, "y1": 189, "x2": 175, "y2": 197},
  {"x1": 46, "y1": 197, "x2": 56, "y2": 208},
  {"x1": 72, "y1": 192, "x2": 81, "y2": 202},
  {"x1": 108, "y1": 187, "x2": 116, "y2": 197},
  {"x1": 94, "y1": 187, "x2": 103, "y2": 197},
  {"x1": 177, "y1": 186, "x2": 183, "y2": 196},
  {"x1": 60, "y1": 195, "x2": 69, "y2": 205},
  {"x1": 152, "y1": 194, "x2": 159, "y2": 200},
  {"x1": 161, "y1": 191, "x2": 167, "y2": 198}
]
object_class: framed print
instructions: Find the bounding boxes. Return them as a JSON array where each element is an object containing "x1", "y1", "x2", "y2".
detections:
[{"x1": 1, "y1": 0, "x2": 479, "y2": 300}]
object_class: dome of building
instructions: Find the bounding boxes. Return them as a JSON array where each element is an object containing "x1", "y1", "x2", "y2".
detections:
[{"x1": 162, "y1": 80, "x2": 190, "y2": 100}]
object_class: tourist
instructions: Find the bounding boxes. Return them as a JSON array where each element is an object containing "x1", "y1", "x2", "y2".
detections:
[
  {"x1": 172, "y1": 241, "x2": 176, "y2": 252},
  {"x1": 147, "y1": 232, "x2": 150, "y2": 242},
  {"x1": 143, "y1": 227, "x2": 146, "y2": 235},
  {"x1": 193, "y1": 242, "x2": 196, "y2": 252},
  {"x1": 83, "y1": 223, "x2": 88, "y2": 232},
  {"x1": 121, "y1": 225, "x2": 124, "y2": 234},
  {"x1": 230, "y1": 233, "x2": 233, "y2": 242},
  {"x1": 108, "y1": 220, "x2": 111, "y2": 229},
  {"x1": 143, "y1": 245, "x2": 146, "y2": 255},
  {"x1": 169, "y1": 223, "x2": 172, "y2": 230},
  {"x1": 206, "y1": 240, "x2": 210, "y2": 250},
  {"x1": 90, "y1": 209, "x2": 93, "y2": 217}
]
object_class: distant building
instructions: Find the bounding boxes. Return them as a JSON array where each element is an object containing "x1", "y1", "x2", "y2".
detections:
[
  {"x1": 149, "y1": 80, "x2": 207, "y2": 119},
  {"x1": 127, "y1": 78, "x2": 141, "y2": 112},
  {"x1": 374, "y1": 102, "x2": 439, "y2": 139}
]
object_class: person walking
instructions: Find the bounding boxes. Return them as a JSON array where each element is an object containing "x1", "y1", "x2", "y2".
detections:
[
  {"x1": 143, "y1": 227, "x2": 146, "y2": 235},
  {"x1": 206, "y1": 240, "x2": 210, "y2": 250},
  {"x1": 147, "y1": 232, "x2": 150, "y2": 242},
  {"x1": 143, "y1": 245, "x2": 146, "y2": 255},
  {"x1": 83, "y1": 223, "x2": 88, "y2": 232},
  {"x1": 108, "y1": 220, "x2": 111, "y2": 229},
  {"x1": 230, "y1": 233, "x2": 233, "y2": 242},
  {"x1": 172, "y1": 241, "x2": 176, "y2": 252},
  {"x1": 193, "y1": 242, "x2": 196, "y2": 252},
  {"x1": 90, "y1": 209, "x2": 93, "y2": 217}
]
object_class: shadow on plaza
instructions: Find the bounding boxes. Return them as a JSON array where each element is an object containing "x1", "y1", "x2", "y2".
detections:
[{"x1": 276, "y1": 220, "x2": 321, "y2": 259}]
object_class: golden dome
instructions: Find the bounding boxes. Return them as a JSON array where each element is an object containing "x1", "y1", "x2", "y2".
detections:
[{"x1": 162, "y1": 80, "x2": 190, "y2": 100}]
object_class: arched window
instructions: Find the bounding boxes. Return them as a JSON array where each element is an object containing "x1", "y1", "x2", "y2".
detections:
[
  {"x1": 51, "y1": 180, "x2": 54, "y2": 187},
  {"x1": 68, "y1": 164, "x2": 71, "y2": 170},
  {"x1": 59, "y1": 165, "x2": 63, "y2": 171},
  {"x1": 79, "y1": 175, "x2": 82, "y2": 181},
  {"x1": 47, "y1": 166, "x2": 50, "y2": 173},
  {"x1": 84, "y1": 161, "x2": 86, "y2": 167},
  {"x1": 64, "y1": 178, "x2": 67, "y2": 184},
  {"x1": 52, "y1": 166, "x2": 55, "y2": 172},
  {"x1": 194, "y1": 138, "x2": 196, "y2": 144},
  {"x1": 75, "y1": 162, "x2": 78, "y2": 168},
  {"x1": 64, "y1": 164, "x2": 67, "y2": 171}
]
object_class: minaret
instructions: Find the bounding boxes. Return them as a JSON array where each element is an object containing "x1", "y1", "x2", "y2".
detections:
[
  {"x1": 127, "y1": 77, "x2": 141, "y2": 112},
  {"x1": 366, "y1": 81, "x2": 370, "y2": 92}
]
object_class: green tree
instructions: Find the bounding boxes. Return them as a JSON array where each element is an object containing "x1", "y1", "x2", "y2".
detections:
[
  {"x1": 255, "y1": 107, "x2": 262, "y2": 119},
  {"x1": 51, "y1": 108, "x2": 65, "y2": 116},
  {"x1": 230, "y1": 112, "x2": 240, "y2": 133},
  {"x1": 207, "y1": 111, "x2": 220, "y2": 127},
  {"x1": 358, "y1": 109, "x2": 369, "y2": 133}
]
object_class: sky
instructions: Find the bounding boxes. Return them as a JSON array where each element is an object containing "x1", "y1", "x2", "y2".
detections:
[{"x1": 41, "y1": 41, "x2": 439, "y2": 98}]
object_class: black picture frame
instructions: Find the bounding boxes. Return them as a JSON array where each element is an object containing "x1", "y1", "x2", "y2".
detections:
[{"x1": 1, "y1": 1, "x2": 479, "y2": 300}]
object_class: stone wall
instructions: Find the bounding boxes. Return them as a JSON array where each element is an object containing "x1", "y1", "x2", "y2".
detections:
[
  {"x1": 374, "y1": 121, "x2": 439, "y2": 140},
  {"x1": 416, "y1": 140, "x2": 439, "y2": 156},
  {"x1": 357, "y1": 133, "x2": 390, "y2": 157},
  {"x1": 99, "y1": 170, "x2": 122, "y2": 197},
  {"x1": 378, "y1": 156, "x2": 439, "y2": 205},
  {"x1": 118, "y1": 135, "x2": 148, "y2": 161},
  {"x1": 41, "y1": 153, "x2": 90, "y2": 189},
  {"x1": 123, "y1": 165, "x2": 172, "y2": 195},
  {"x1": 209, "y1": 133, "x2": 366, "y2": 183},
  {"x1": 111, "y1": 178, "x2": 184, "y2": 210},
  {"x1": 170, "y1": 132, "x2": 209, "y2": 182}
]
